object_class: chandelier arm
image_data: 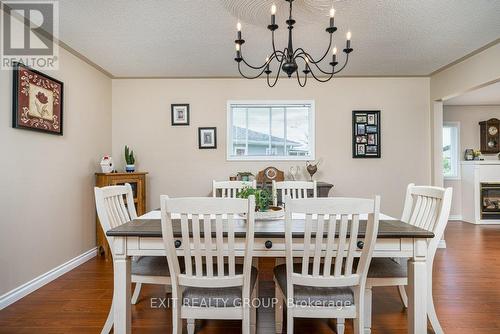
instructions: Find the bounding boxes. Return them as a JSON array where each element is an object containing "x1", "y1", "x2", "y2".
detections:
[
  {"x1": 295, "y1": 69, "x2": 307, "y2": 87},
  {"x1": 266, "y1": 56, "x2": 286, "y2": 87},
  {"x1": 299, "y1": 51, "x2": 334, "y2": 75},
  {"x1": 241, "y1": 49, "x2": 284, "y2": 70},
  {"x1": 293, "y1": 32, "x2": 332, "y2": 64},
  {"x1": 237, "y1": 61, "x2": 269, "y2": 79},
  {"x1": 271, "y1": 31, "x2": 284, "y2": 62},
  {"x1": 307, "y1": 64, "x2": 334, "y2": 83},
  {"x1": 333, "y1": 53, "x2": 350, "y2": 74}
]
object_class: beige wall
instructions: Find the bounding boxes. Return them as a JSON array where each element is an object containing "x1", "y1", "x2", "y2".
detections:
[
  {"x1": 0, "y1": 48, "x2": 112, "y2": 295},
  {"x1": 112, "y1": 77, "x2": 431, "y2": 217},
  {"x1": 443, "y1": 105, "x2": 500, "y2": 217}
]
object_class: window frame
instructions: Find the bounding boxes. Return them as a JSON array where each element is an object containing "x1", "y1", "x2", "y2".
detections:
[
  {"x1": 226, "y1": 100, "x2": 315, "y2": 161},
  {"x1": 442, "y1": 121, "x2": 461, "y2": 180}
]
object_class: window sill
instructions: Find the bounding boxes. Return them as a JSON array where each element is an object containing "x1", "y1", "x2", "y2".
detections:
[{"x1": 444, "y1": 176, "x2": 461, "y2": 181}]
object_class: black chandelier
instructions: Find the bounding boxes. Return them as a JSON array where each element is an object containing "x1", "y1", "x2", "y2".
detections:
[{"x1": 234, "y1": 0, "x2": 353, "y2": 87}]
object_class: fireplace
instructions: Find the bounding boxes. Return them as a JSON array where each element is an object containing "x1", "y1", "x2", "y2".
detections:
[{"x1": 480, "y1": 183, "x2": 500, "y2": 219}]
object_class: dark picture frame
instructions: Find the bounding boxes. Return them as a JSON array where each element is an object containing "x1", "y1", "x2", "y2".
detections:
[
  {"x1": 352, "y1": 110, "x2": 381, "y2": 158},
  {"x1": 12, "y1": 62, "x2": 64, "y2": 135},
  {"x1": 171, "y1": 104, "x2": 190, "y2": 126},
  {"x1": 198, "y1": 127, "x2": 217, "y2": 149}
]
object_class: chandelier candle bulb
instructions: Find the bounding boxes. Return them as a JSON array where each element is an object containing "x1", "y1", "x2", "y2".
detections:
[
  {"x1": 271, "y1": 4, "x2": 276, "y2": 25},
  {"x1": 237, "y1": 23, "x2": 242, "y2": 40},
  {"x1": 332, "y1": 47, "x2": 337, "y2": 62},
  {"x1": 329, "y1": 7, "x2": 335, "y2": 27},
  {"x1": 235, "y1": 43, "x2": 241, "y2": 58},
  {"x1": 346, "y1": 31, "x2": 352, "y2": 48}
]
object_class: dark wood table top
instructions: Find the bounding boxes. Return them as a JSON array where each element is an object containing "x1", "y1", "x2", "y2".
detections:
[{"x1": 107, "y1": 218, "x2": 434, "y2": 239}]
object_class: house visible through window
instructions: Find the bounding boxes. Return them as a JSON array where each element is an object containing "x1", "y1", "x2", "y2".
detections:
[
  {"x1": 227, "y1": 101, "x2": 315, "y2": 160},
  {"x1": 443, "y1": 122, "x2": 460, "y2": 179}
]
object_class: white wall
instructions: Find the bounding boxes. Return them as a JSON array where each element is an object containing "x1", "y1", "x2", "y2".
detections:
[
  {"x1": 443, "y1": 105, "x2": 500, "y2": 217},
  {"x1": 112, "y1": 77, "x2": 431, "y2": 217},
  {"x1": 0, "y1": 47, "x2": 112, "y2": 295}
]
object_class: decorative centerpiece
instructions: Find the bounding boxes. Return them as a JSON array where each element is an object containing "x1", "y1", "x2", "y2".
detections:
[
  {"x1": 237, "y1": 171, "x2": 254, "y2": 182},
  {"x1": 237, "y1": 187, "x2": 284, "y2": 220},
  {"x1": 124, "y1": 145, "x2": 136, "y2": 172}
]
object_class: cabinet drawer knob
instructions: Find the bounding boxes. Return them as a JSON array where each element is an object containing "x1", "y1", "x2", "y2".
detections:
[
  {"x1": 357, "y1": 241, "x2": 364, "y2": 249},
  {"x1": 265, "y1": 240, "x2": 273, "y2": 249},
  {"x1": 174, "y1": 240, "x2": 182, "y2": 248}
]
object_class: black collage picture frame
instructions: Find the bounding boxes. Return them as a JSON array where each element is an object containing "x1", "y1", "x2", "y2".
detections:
[{"x1": 352, "y1": 110, "x2": 381, "y2": 158}]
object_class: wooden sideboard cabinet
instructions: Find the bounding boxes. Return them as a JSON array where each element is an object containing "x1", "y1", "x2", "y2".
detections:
[{"x1": 95, "y1": 172, "x2": 148, "y2": 259}]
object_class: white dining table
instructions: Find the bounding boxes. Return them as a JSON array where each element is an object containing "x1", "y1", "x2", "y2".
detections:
[{"x1": 107, "y1": 211, "x2": 433, "y2": 334}]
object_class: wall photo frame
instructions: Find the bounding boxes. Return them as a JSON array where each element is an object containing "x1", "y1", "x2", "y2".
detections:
[
  {"x1": 198, "y1": 127, "x2": 217, "y2": 149},
  {"x1": 171, "y1": 104, "x2": 190, "y2": 126},
  {"x1": 352, "y1": 110, "x2": 381, "y2": 158},
  {"x1": 12, "y1": 62, "x2": 64, "y2": 135}
]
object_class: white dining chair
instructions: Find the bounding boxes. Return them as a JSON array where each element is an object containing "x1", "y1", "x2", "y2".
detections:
[
  {"x1": 94, "y1": 184, "x2": 173, "y2": 334},
  {"x1": 336, "y1": 184, "x2": 452, "y2": 334},
  {"x1": 160, "y1": 195, "x2": 258, "y2": 334},
  {"x1": 272, "y1": 180, "x2": 317, "y2": 206},
  {"x1": 212, "y1": 180, "x2": 257, "y2": 198},
  {"x1": 274, "y1": 195, "x2": 380, "y2": 334}
]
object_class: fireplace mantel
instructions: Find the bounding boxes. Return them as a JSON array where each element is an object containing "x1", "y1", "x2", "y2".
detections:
[{"x1": 461, "y1": 161, "x2": 500, "y2": 224}]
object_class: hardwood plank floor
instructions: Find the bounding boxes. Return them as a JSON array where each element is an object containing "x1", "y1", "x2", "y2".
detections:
[{"x1": 1, "y1": 222, "x2": 499, "y2": 333}]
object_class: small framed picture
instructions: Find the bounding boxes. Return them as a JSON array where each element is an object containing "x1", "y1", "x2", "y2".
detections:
[
  {"x1": 357, "y1": 144, "x2": 365, "y2": 155},
  {"x1": 198, "y1": 127, "x2": 217, "y2": 149},
  {"x1": 356, "y1": 115, "x2": 367, "y2": 123},
  {"x1": 366, "y1": 145, "x2": 378, "y2": 154},
  {"x1": 356, "y1": 136, "x2": 367, "y2": 144},
  {"x1": 171, "y1": 104, "x2": 189, "y2": 126},
  {"x1": 368, "y1": 134, "x2": 377, "y2": 145},
  {"x1": 353, "y1": 110, "x2": 380, "y2": 158}
]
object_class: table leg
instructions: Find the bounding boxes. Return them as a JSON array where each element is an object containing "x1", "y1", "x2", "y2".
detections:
[
  {"x1": 113, "y1": 237, "x2": 131, "y2": 334},
  {"x1": 407, "y1": 239, "x2": 428, "y2": 334}
]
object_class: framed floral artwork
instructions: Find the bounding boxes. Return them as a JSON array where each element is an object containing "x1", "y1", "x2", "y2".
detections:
[{"x1": 12, "y1": 62, "x2": 64, "y2": 135}]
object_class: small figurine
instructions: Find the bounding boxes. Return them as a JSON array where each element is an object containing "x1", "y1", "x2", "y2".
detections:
[
  {"x1": 100, "y1": 156, "x2": 114, "y2": 173},
  {"x1": 306, "y1": 160, "x2": 321, "y2": 181}
]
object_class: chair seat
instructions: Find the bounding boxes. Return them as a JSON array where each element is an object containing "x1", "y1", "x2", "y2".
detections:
[
  {"x1": 131, "y1": 256, "x2": 170, "y2": 277},
  {"x1": 368, "y1": 258, "x2": 407, "y2": 278},
  {"x1": 273, "y1": 264, "x2": 354, "y2": 307},
  {"x1": 182, "y1": 265, "x2": 258, "y2": 307}
]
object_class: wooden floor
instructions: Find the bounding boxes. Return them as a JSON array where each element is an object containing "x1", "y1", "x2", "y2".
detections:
[{"x1": 1, "y1": 222, "x2": 500, "y2": 333}]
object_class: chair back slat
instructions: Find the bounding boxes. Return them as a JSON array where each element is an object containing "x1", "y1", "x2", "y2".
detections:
[
  {"x1": 400, "y1": 184, "x2": 453, "y2": 260},
  {"x1": 94, "y1": 184, "x2": 137, "y2": 258},
  {"x1": 212, "y1": 180, "x2": 257, "y2": 198},
  {"x1": 191, "y1": 214, "x2": 203, "y2": 276},
  {"x1": 284, "y1": 196, "x2": 380, "y2": 298},
  {"x1": 322, "y1": 214, "x2": 337, "y2": 276},
  {"x1": 272, "y1": 180, "x2": 317, "y2": 206},
  {"x1": 161, "y1": 196, "x2": 255, "y2": 293}
]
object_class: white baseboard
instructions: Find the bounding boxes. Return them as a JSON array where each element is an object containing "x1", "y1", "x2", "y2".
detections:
[
  {"x1": 448, "y1": 215, "x2": 463, "y2": 221},
  {"x1": 438, "y1": 239, "x2": 446, "y2": 249},
  {"x1": 0, "y1": 247, "x2": 97, "y2": 310}
]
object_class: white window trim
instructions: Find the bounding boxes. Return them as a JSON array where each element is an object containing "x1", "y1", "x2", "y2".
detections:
[
  {"x1": 443, "y1": 121, "x2": 461, "y2": 180},
  {"x1": 226, "y1": 100, "x2": 315, "y2": 161}
]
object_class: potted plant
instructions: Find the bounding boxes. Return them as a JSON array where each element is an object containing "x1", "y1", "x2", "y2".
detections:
[
  {"x1": 124, "y1": 145, "x2": 136, "y2": 172},
  {"x1": 237, "y1": 187, "x2": 283, "y2": 219}
]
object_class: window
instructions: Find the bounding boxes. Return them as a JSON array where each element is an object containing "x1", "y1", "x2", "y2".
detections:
[
  {"x1": 443, "y1": 122, "x2": 460, "y2": 179},
  {"x1": 227, "y1": 101, "x2": 315, "y2": 160}
]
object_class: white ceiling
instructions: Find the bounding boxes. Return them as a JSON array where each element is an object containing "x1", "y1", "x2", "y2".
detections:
[
  {"x1": 56, "y1": 0, "x2": 500, "y2": 78},
  {"x1": 444, "y1": 81, "x2": 500, "y2": 105}
]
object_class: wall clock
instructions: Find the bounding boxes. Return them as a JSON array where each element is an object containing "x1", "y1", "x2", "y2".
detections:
[{"x1": 479, "y1": 118, "x2": 500, "y2": 153}]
